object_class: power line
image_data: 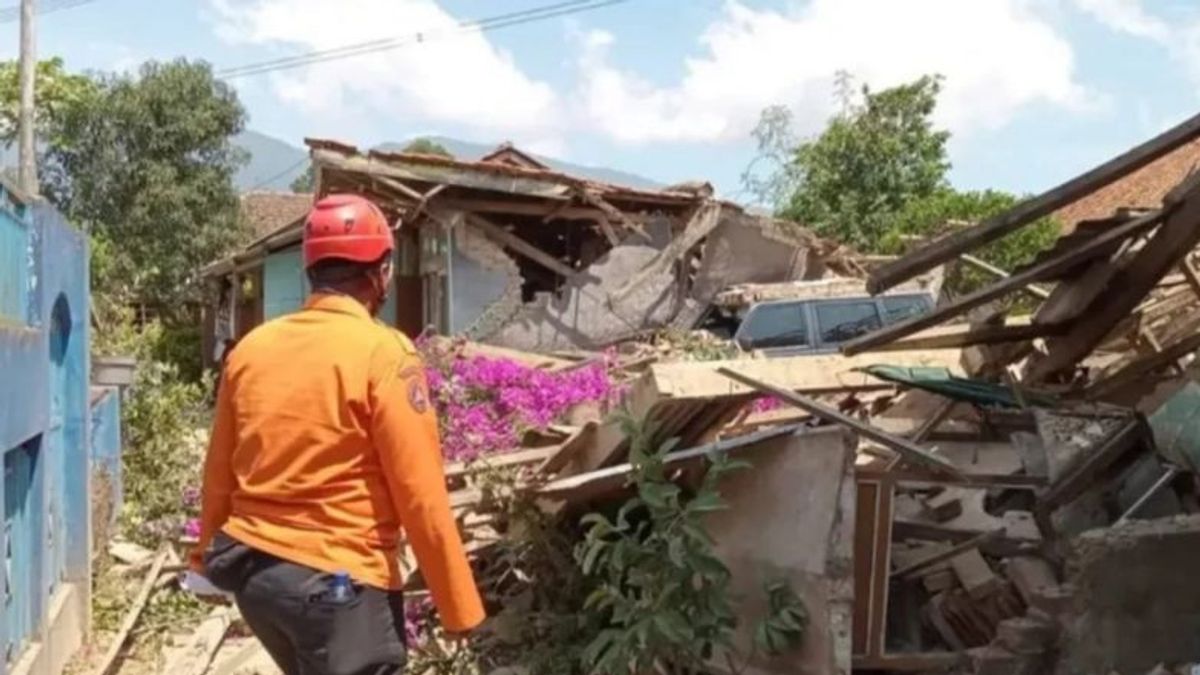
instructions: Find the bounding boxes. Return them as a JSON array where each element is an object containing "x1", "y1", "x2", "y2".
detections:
[
  {"x1": 216, "y1": 0, "x2": 629, "y2": 80},
  {"x1": 0, "y1": 0, "x2": 99, "y2": 24}
]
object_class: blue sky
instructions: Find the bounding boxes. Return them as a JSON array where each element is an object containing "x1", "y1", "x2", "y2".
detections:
[{"x1": 4, "y1": 0, "x2": 1200, "y2": 202}]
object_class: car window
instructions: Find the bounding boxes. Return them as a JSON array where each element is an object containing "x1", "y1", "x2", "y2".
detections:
[
  {"x1": 882, "y1": 295, "x2": 931, "y2": 325},
  {"x1": 814, "y1": 300, "x2": 882, "y2": 345},
  {"x1": 736, "y1": 302, "x2": 809, "y2": 350}
]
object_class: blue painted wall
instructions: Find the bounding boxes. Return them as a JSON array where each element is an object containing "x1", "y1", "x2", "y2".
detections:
[
  {"x1": 262, "y1": 243, "x2": 397, "y2": 325},
  {"x1": 89, "y1": 388, "x2": 122, "y2": 532},
  {"x1": 0, "y1": 186, "x2": 102, "y2": 672}
]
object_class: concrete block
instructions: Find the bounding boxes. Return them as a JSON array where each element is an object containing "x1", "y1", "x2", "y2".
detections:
[
  {"x1": 995, "y1": 616, "x2": 1057, "y2": 656},
  {"x1": 1027, "y1": 585, "x2": 1073, "y2": 618},
  {"x1": 951, "y1": 549, "x2": 1001, "y2": 600},
  {"x1": 925, "y1": 488, "x2": 966, "y2": 522},
  {"x1": 1004, "y1": 556, "x2": 1059, "y2": 605}
]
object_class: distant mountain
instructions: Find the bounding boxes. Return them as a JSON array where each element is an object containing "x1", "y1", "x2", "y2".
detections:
[
  {"x1": 233, "y1": 131, "x2": 311, "y2": 192},
  {"x1": 232, "y1": 130, "x2": 662, "y2": 193}
]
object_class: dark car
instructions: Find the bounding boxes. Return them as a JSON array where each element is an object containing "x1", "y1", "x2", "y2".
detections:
[{"x1": 731, "y1": 292, "x2": 935, "y2": 356}]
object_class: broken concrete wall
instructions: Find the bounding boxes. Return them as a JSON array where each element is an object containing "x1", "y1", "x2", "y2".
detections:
[
  {"x1": 691, "y1": 209, "x2": 821, "y2": 300},
  {"x1": 450, "y1": 223, "x2": 523, "y2": 338},
  {"x1": 1058, "y1": 515, "x2": 1200, "y2": 675},
  {"x1": 479, "y1": 209, "x2": 823, "y2": 352},
  {"x1": 480, "y1": 216, "x2": 699, "y2": 351},
  {"x1": 704, "y1": 426, "x2": 856, "y2": 675}
]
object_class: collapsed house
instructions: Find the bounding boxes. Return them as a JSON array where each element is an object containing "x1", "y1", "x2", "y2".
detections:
[{"x1": 198, "y1": 141, "x2": 860, "y2": 369}]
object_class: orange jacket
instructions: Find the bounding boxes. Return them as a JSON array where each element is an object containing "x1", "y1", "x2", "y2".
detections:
[{"x1": 190, "y1": 293, "x2": 485, "y2": 632}]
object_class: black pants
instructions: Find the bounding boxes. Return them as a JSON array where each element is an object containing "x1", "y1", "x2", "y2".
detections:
[{"x1": 202, "y1": 532, "x2": 407, "y2": 675}]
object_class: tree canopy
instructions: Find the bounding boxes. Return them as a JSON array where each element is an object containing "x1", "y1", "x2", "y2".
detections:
[
  {"x1": 745, "y1": 73, "x2": 1058, "y2": 297},
  {"x1": 290, "y1": 164, "x2": 314, "y2": 193},
  {"x1": 0, "y1": 57, "x2": 98, "y2": 147},
  {"x1": 41, "y1": 59, "x2": 248, "y2": 313}
]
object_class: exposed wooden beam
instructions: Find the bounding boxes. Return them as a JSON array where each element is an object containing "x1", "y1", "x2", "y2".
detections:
[
  {"x1": 959, "y1": 253, "x2": 1051, "y2": 299},
  {"x1": 1026, "y1": 183, "x2": 1200, "y2": 381},
  {"x1": 462, "y1": 212, "x2": 580, "y2": 281},
  {"x1": 610, "y1": 201, "x2": 722, "y2": 301},
  {"x1": 863, "y1": 320, "x2": 1062, "y2": 352},
  {"x1": 1181, "y1": 257, "x2": 1200, "y2": 300},
  {"x1": 437, "y1": 196, "x2": 612, "y2": 223},
  {"x1": 868, "y1": 110, "x2": 1200, "y2": 294},
  {"x1": 717, "y1": 367, "x2": 967, "y2": 480},
  {"x1": 890, "y1": 529, "x2": 1004, "y2": 579},
  {"x1": 1084, "y1": 331, "x2": 1200, "y2": 399},
  {"x1": 577, "y1": 188, "x2": 652, "y2": 240},
  {"x1": 841, "y1": 210, "x2": 1164, "y2": 356}
]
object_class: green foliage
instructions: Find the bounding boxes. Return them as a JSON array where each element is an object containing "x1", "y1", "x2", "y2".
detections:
[
  {"x1": 0, "y1": 57, "x2": 98, "y2": 146},
  {"x1": 885, "y1": 188, "x2": 1060, "y2": 297},
  {"x1": 96, "y1": 303, "x2": 210, "y2": 545},
  {"x1": 290, "y1": 164, "x2": 314, "y2": 193},
  {"x1": 403, "y1": 137, "x2": 453, "y2": 157},
  {"x1": 754, "y1": 581, "x2": 807, "y2": 657},
  {"x1": 777, "y1": 74, "x2": 950, "y2": 250},
  {"x1": 572, "y1": 414, "x2": 805, "y2": 673},
  {"x1": 41, "y1": 59, "x2": 248, "y2": 314}
]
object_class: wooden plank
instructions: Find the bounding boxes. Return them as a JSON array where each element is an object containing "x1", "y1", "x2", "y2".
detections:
[
  {"x1": 443, "y1": 446, "x2": 558, "y2": 482},
  {"x1": 1180, "y1": 258, "x2": 1200, "y2": 300},
  {"x1": 536, "y1": 422, "x2": 598, "y2": 476},
  {"x1": 843, "y1": 210, "x2": 1164, "y2": 356},
  {"x1": 1027, "y1": 185, "x2": 1200, "y2": 381},
  {"x1": 960, "y1": 254, "x2": 1051, "y2": 299},
  {"x1": 577, "y1": 188, "x2": 652, "y2": 240},
  {"x1": 463, "y1": 212, "x2": 580, "y2": 281},
  {"x1": 434, "y1": 196, "x2": 612, "y2": 223},
  {"x1": 611, "y1": 201, "x2": 722, "y2": 301},
  {"x1": 868, "y1": 320, "x2": 1060, "y2": 352},
  {"x1": 1086, "y1": 332, "x2": 1200, "y2": 398},
  {"x1": 891, "y1": 529, "x2": 1003, "y2": 579},
  {"x1": 868, "y1": 110, "x2": 1200, "y2": 293},
  {"x1": 717, "y1": 367, "x2": 967, "y2": 480},
  {"x1": 161, "y1": 608, "x2": 235, "y2": 675},
  {"x1": 92, "y1": 547, "x2": 170, "y2": 675},
  {"x1": 1035, "y1": 418, "x2": 1145, "y2": 516}
]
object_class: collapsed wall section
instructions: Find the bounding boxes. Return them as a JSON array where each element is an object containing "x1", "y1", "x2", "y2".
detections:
[
  {"x1": 1058, "y1": 515, "x2": 1200, "y2": 675},
  {"x1": 450, "y1": 222, "x2": 524, "y2": 339},
  {"x1": 476, "y1": 207, "x2": 830, "y2": 352}
]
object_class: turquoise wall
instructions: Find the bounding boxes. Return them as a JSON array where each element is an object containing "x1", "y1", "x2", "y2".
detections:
[{"x1": 261, "y1": 244, "x2": 396, "y2": 324}]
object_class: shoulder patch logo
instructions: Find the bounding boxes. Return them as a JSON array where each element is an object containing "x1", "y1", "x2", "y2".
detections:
[{"x1": 408, "y1": 378, "x2": 429, "y2": 414}]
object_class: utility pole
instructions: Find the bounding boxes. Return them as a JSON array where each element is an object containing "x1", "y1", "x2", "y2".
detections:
[{"x1": 17, "y1": 0, "x2": 37, "y2": 196}]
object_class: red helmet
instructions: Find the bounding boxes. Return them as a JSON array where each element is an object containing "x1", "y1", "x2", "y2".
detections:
[{"x1": 302, "y1": 194, "x2": 394, "y2": 268}]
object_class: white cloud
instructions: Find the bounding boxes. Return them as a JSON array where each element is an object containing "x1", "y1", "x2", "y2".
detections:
[
  {"x1": 1072, "y1": 0, "x2": 1171, "y2": 41},
  {"x1": 575, "y1": 0, "x2": 1093, "y2": 144},
  {"x1": 1072, "y1": 0, "x2": 1200, "y2": 86},
  {"x1": 209, "y1": 0, "x2": 561, "y2": 146}
]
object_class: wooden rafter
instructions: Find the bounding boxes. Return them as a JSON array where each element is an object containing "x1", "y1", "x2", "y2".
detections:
[
  {"x1": 841, "y1": 209, "x2": 1164, "y2": 356},
  {"x1": 1026, "y1": 181, "x2": 1200, "y2": 381},
  {"x1": 462, "y1": 212, "x2": 580, "y2": 282}
]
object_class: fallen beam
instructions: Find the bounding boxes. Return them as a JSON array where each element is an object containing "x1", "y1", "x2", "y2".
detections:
[
  {"x1": 611, "y1": 201, "x2": 721, "y2": 301},
  {"x1": 843, "y1": 210, "x2": 1164, "y2": 356},
  {"x1": 869, "y1": 110, "x2": 1200, "y2": 293},
  {"x1": 717, "y1": 367, "x2": 967, "y2": 480},
  {"x1": 93, "y1": 547, "x2": 170, "y2": 675},
  {"x1": 866, "y1": 320, "x2": 1060, "y2": 352},
  {"x1": 959, "y1": 254, "x2": 1051, "y2": 300},
  {"x1": 1027, "y1": 182, "x2": 1200, "y2": 381},
  {"x1": 1084, "y1": 331, "x2": 1200, "y2": 399},
  {"x1": 891, "y1": 529, "x2": 1004, "y2": 579},
  {"x1": 463, "y1": 212, "x2": 581, "y2": 282}
]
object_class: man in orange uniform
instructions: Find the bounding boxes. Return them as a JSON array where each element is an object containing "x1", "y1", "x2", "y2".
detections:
[{"x1": 190, "y1": 194, "x2": 484, "y2": 674}]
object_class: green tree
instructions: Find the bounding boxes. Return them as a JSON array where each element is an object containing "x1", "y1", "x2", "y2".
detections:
[
  {"x1": 41, "y1": 59, "x2": 248, "y2": 314},
  {"x1": 752, "y1": 74, "x2": 950, "y2": 251},
  {"x1": 0, "y1": 57, "x2": 98, "y2": 147},
  {"x1": 403, "y1": 137, "x2": 452, "y2": 157},
  {"x1": 886, "y1": 188, "x2": 1060, "y2": 298}
]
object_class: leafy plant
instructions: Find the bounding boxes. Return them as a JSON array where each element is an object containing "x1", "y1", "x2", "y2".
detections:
[
  {"x1": 574, "y1": 414, "x2": 749, "y2": 673},
  {"x1": 754, "y1": 581, "x2": 807, "y2": 657}
]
